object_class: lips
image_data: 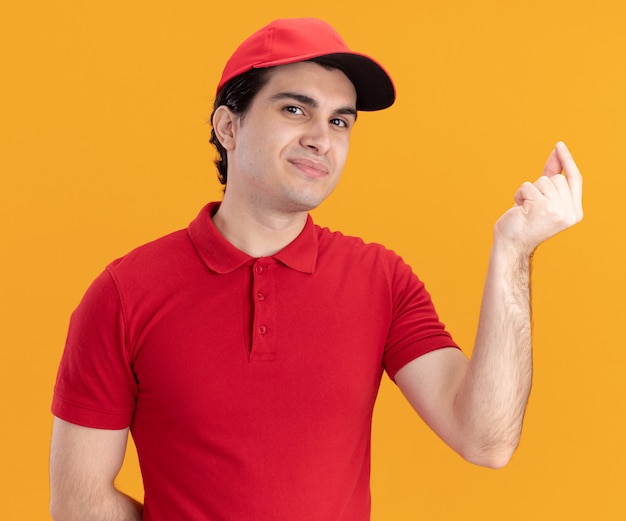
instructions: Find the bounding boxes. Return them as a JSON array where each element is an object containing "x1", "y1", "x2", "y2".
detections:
[{"x1": 288, "y1": 157, "x2": 330, "y2": 178}]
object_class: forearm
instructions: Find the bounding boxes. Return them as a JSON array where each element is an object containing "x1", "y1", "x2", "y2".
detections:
[
  {"x1": 453, "y1": 239, "x2": 534, "y2": 467},
  {"x1": 50, "y1": 487, "x2": 143, "y2": 521},
  {"x1": 397, "y1": 142, "x2": 581, "y2": 468}
]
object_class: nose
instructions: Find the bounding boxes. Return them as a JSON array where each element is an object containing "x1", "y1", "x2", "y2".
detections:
[{"x1": 300, "y1": 118, "x2": 331, "y2": 155}]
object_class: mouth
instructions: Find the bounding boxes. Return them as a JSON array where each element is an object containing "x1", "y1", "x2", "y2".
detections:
[{"x1": 288, "y1": 158, "x2": 329, "y2": 178}]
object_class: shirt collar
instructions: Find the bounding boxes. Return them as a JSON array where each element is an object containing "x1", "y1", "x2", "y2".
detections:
[{"x1": 187, "y1": 202, "x2": 318, "y2": 274}]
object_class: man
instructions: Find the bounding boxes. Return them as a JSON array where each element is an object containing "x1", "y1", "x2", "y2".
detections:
[{"x1": 49, "y1": 18, "x2": 583, "y2": 521}]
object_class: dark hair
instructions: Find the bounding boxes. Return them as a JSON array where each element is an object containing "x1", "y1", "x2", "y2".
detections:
[{"x1": 209, "y1": 67, "x2": 274, "y2": 186}]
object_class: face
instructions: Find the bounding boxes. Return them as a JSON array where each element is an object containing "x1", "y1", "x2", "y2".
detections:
[{"x1": 217, "y1": 61, "x2": 358, "y2": 216}]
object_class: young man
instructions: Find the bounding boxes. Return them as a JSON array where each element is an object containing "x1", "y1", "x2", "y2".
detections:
[{"x1": 50, "y1": 18, "x2": 583, "y2": 521}]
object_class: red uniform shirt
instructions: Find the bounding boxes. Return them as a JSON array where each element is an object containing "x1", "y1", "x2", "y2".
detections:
[{"x1": 53, "y1": 202, "x2": 458, "y2": 520}]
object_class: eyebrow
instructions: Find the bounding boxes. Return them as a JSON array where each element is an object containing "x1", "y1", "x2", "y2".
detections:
[{"x1": 268, "y1": 91, "x2": 358, "y2": 120}]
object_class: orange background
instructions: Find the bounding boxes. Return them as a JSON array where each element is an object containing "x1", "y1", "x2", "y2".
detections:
[{"x1": 1, "y1": 1, "x2": 624, "y2": 519}]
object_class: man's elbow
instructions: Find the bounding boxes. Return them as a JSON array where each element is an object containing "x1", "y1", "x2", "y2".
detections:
[
  {"x1": 459, "y1": 440, "x2": 519, "y2": 469},
  {"x1": 49, "y1": 481, "x2": 76, "y2": 521},
  {"x1": 49, "y1": 498, "x2": 69, "y2": 521},
  {"x1": 49, "y1": 491, "x2": 86, "y2": 521}
]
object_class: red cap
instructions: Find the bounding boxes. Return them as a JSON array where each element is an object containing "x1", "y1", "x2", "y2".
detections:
[{"x1": 216, "y1": 18, "x2": 395, "y2": 111}]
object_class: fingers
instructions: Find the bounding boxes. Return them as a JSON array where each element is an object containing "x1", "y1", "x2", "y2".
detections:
[
  {"x1": 503, "y1": 143, "x2": 584, "y2": 248},
  {"x1": 555, "y1": 141, "x2": 584, "y2": 215},
  {"x1": 539, "y1": 141, "x2": 583, "y2": 217},
  {"x1": 516, "y1": 145, "x2": 579, "y2": 206},
  {"x1": 542, "y1": 148, "x2": 562, "y2": 178},
  {"x1": 514, "y1": 181, "x2": 540, "y2": 207},
  {"x1": 534, "y1": 175, "x2": 561, "y2": 199},
  {"x1": 514, "y1": 177, "x2": 562, "y2": 206}
]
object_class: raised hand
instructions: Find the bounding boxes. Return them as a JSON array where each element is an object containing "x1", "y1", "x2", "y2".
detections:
[{"x1": 494, "y1": 141, "x2": 584, "y2": 255}]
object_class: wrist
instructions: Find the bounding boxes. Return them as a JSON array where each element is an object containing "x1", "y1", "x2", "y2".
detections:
[
  {"x1": 492, "y1": 224, "x2": 537, "y2": 262},
  {"x1": 489, "y1": 235, "x2": 534, "y2": 276}
]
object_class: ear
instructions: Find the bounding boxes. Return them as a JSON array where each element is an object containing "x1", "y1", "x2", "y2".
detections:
[{"x1": 212, "y1": 105, "x2": 238, "y2": 151}]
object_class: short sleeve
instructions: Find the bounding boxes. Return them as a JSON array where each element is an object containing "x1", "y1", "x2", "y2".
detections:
[
  {"x1": 52, "y1": 268, "x2": 137, "y2": 429},
  {"x1": 383, "y1": 254, "x2": 459, "y2": 380}
]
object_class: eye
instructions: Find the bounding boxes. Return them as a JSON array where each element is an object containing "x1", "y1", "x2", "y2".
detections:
[
  {"x1": 330, "y1": 118, "x2": 349, "y2": 128},
  {"x1": 284, "y1": 105, "x2": 304, "y2": 115}
]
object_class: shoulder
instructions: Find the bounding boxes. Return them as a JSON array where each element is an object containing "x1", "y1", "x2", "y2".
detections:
[
  {"x1": 315, "y1": 224, "x2": 406, "y2": 267},
  {"x1": 106, "y1": 228, "x2": 192, "y2": 278},
  {"x1": 313, "y1": 224, "x2": 418, "y2": 287},
  {"x1": 97, "y1": 228, "x2": 204, "y2": 304}
]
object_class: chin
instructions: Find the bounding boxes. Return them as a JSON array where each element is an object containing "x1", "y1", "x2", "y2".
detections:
[
  {"x1": 285, "y1": 199, "x2": 323, "y2": 214},
  {"x1": 290, "y1": 182, "x2": 339, "y2": 211},
  {"x1": 278, "y1": 188, "x2": 329, "y2": 213}
]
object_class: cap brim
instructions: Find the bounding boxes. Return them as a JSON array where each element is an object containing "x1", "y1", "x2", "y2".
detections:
[{"x1": 308, "y1": 53, "x2": 395, "y2": 111}]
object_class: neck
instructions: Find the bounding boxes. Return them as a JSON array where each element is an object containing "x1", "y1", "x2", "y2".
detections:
[{"x1": 212, "y1": 197, "x2": 308, "y2": 258}]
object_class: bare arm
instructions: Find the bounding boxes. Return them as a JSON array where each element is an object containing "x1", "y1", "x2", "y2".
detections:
[
  {"x1": 396, "y1": 142, "x2": 583, "y2": 468},
  {"x1": 50, "y1": 416, "x2": 143, "y2": 521}
]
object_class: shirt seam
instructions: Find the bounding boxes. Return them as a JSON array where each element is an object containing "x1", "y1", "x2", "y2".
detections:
[
  {"x1": 105, "y1": 265, "x2": 132, "y2": 366},
  {"x1": 53, "y1": 390, "x2": 133, "y2": 417}
]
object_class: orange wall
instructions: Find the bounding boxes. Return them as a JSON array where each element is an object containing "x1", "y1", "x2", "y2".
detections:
[{"x1": 1, "y1": 1, "x2": 624, "y2": 519}]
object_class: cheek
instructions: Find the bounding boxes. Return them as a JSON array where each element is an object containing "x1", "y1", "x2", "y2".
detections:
[
  {"x1": 236, "y1": 129, "x2": 279, "y2": 172},
  {"x1": 248, "y1": 124, "x2": 291, "y2": 157},
  {"x1": 333, "y1": 137, "x2": 351, "y2": 171}
]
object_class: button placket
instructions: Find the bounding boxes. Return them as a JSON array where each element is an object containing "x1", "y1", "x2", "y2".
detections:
[{"x1": 250, "y1": 260, "x2": 275, "y2": 361}]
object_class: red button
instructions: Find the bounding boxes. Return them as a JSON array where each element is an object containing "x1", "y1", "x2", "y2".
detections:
[
  {"x1": 258, "y1": 325, "x2": 267, "y2": 334},
  {"x1": 257, "y1": 292, "x2": 265, "y2": 301}
]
